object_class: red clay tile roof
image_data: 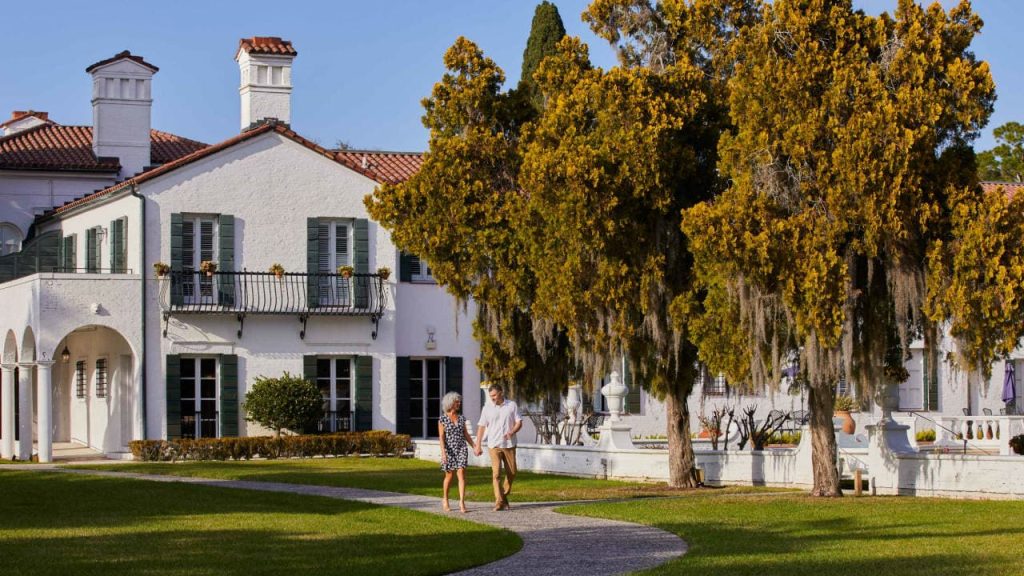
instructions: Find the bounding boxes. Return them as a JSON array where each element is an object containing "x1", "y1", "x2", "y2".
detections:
[
  {"x1": 50, "y1": 121, "x2": 422, "y2": 216},
  {"x1": 0, "y1": 110, "x2": 50, "y2": 129},
  {"x1": 0, "y1": 123, "x2": 206, "y2": 173},
  {"x1": 86, "y1": 50, "x2": 159, "y2": 73},
  {"x1": 981, "y1": 181, "x2": 1024, "y2": 198},
  {"x1": 235, "y1": 37, "x2": 297, "y2": 59},
  {"x1": 334, "y1": 150, "x2": 424, "y2": 185}
]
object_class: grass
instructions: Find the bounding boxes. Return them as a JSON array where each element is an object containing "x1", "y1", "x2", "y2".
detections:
[
  {"x1": 0, "y1": 470, "x2": 520, "y2": 576},
  {"x1": 70, "y1": 457, "x2": 778, "y2": 502},
  {"x1": 561, "y1": 491, "x2": 1024, "y2": 576}
]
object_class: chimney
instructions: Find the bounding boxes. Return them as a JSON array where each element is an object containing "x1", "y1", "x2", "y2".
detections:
[
  {"x1": 235, "y1": 37, "x2": 297, "y2": 131},
  {"x1": 87, "y1": 51, "x2": 158, "y2": 178},
  {"x1": 1, "y1": 111, "x2": 50, "y2": 136}
]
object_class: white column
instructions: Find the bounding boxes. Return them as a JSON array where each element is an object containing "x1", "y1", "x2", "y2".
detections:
[
  {"x1": 133, "y1": 357, "x2": 144, "y2": 442},
  {"x1": 17, "y1": 362, "x2": 34, "y2": 460},
  {"x1": 36, "y1": 360, "x2": 54, "y2": 463},
  {"x1": 1, "y1": 364, "x2": 14, "y2": 459}
]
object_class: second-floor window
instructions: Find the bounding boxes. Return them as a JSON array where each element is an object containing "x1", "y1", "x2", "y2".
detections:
[
  {"x1": 182, "y1": 216, "x2": 217, "y2": 304},
  {"x1": 0, "y1": 223, "x2": 23, "y2": 256},
  {"x1": 318, "y1": 221, "x2": 352, "y2": 306},
  {"x1": 409, "y1": 254, "x2": 434, "y2": 282}
]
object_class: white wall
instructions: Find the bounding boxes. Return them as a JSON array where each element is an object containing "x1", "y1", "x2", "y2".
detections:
[
  {"x1": 0, "y1": 172, "x2": 115, "y2": 239},
  {"x1": 49, "y1": 194, "x2": 141, "y2": 271}
]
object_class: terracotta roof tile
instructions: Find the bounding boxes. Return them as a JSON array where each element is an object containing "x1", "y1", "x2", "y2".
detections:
[
  {"x1": 0, "y1": 123, "x2": 206, "y2": 173},
  {"x1": 85, "y1": 50, "x2": 159, "y2": 73},
  {"x1": 236, "y1": 37, "x2": 297, "y2": 59},
  {"x1": 50, "y1": 121, "x2": 423, "y2": 216},
  {"x1": 981, "y1": 181, "x2": 1024, "y2": 198},
  {"x1": 334, "y1": 150, "x2": 424, "y2": 185}
]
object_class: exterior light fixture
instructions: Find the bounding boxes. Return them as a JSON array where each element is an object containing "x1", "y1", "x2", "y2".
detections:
[{"x1": 61, "y1": 346, "x2": 71, "y2": 363}]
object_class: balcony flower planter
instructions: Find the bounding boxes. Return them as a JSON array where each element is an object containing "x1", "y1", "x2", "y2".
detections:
[
  {"x1": 376, "y1": 266, "x2": 391, "y2": 281},
  {"x1": 153, "y1": 262, "x2": 170, "y2": 278},
  {"x1": 200, "y1": 261, "x2": 218, "y2": 277},
  {"x1": 337, "y1": 265, "x2": 354, "y2": 279},
  {"x1": 269, "y1": 263, "x2": 285, "y2": 279}
]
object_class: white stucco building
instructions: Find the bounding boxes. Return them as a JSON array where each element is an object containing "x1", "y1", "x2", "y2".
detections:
[{"x1": 0, "y1": 37, "x2": 480, "y2": 461}]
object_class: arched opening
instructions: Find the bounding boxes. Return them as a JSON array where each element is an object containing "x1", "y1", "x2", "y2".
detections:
[
  {"x1": 53, "y1": 325, "x2": 136, "y2": 454},
  {"x1": 0, "y1": 222, "x2": 23, "y2": 256},
  {"x1": 1, "y1": 330, "x2": 17, "y2": 458}
]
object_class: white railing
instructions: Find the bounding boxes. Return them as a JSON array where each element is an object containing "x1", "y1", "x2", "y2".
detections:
[{"x1": 937, "y1": 416, "x2": 1024, "y2": 455}]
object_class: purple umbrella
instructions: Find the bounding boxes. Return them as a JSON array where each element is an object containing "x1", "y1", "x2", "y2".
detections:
[{"x1": 1002, "y1": 361, "x2": 1016, "y2": 404}]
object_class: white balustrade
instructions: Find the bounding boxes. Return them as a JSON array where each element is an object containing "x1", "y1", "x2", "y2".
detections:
[{"x1": 937, "y1": 415, "x2": 1024, "y2": 455}]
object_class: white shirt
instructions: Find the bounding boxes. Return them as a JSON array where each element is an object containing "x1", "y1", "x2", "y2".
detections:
[{"x1": 478, "y1": 399, "x2": 522, "y2": 449}]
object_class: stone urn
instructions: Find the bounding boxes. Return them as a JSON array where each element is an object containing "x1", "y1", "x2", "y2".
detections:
[{"x1": 601, "y1": 371, "x2": 628, "y2": 422}]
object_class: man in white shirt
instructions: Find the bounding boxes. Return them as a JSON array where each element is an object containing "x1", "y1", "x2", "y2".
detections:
[{"x1": 474, "y1": 382, "x2": 522, "y2": 511}]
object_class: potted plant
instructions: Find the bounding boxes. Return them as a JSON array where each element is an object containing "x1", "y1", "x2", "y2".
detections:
[
  {"x1": 200, "y1": 260, "x2": 218, "y2": 277},
  {"x1": 337, "y1": 265, "x2": 354, "y2": 279},
  {"x1": 269, "y1": 263, "x2": 285, "y2": 279},
  {"x1": 834, "y1": 394, "x2": 856, "y2": 435},
  {"x1": 377, "y1": 266, "x2": 391, "y2": 281},
  {"x1": 1009, "y1": 434, "x2": 1024, "y2": 455},
  {"x1": 153, "y1": 262, "x2": 170, "y2": 278}
]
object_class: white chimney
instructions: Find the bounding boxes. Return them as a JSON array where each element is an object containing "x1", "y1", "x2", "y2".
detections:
[
  {"x1": 87, "y1": 51, "x2": 157, "y2": 178},
  {"x1": 235, "y1": 37, "x2": 297, "y2": 131},
  {"x1": 1, "y1": 111, "x2": 50, "y2": 136}
]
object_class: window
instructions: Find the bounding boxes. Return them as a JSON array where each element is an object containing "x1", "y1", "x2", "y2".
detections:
[
  {"x1": 86, "y1": 226, "x2": 102, "y2": 272},
  {"x1": 182, "y1": 216, "x2": 217, "y2": 305},
  {"x1": 180, "y1": 357, "x2": 218, "y2": 439},
  {"x1": 409, "y1": 254, "x2": 434, "y2": 282},
  {"x1": 316, "y1": 358, "x2": 353, "y2": 432},
  {"x1": 409, "y1": 358, "x2": 443, "y2": 438},
  {"x1": 110, "y1": 218, "x2": 127, "y2": 273},
  {"x1": 75, "y1": 361, "x2": 87, "y2": 399},
  {"x1": 95, "y1": 358, "x2": 108, "y2": 398},
  {"x1": 0, "y1": 223, "x2": 23, "y2": 255},
  {"x1": 318, "y1": 221, "x2": 352, "y2": 306},
  {"x1": 706, "y1": 372, "x2": 729, "y2": 396}
]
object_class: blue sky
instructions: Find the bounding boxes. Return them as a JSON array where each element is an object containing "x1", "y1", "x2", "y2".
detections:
[{"x1": 2, "y1": 1, "x2": 1019, "y2": 152}]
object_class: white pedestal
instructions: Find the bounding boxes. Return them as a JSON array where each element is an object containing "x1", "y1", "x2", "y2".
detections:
[{"x1": 597, "y1": 422, "x2": 635, "y2": 450}]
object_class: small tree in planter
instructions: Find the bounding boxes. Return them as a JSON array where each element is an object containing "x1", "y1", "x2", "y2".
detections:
[
  {"x1": 200, "y1": 260, "x2": 218, "y2": 277},
  {"x1": 1010, "y1": 434, "x2": 1024, "y2": 455},
  {"x1": 269, "y1": 263, "x2": 285, "y2": 279},
  {"x1": 153, "y1": 262, "x2": 170, "y2": 278},
  {"x1": 242, "y1": 372, "x2": 324, "y2": 437},
  {"x1": 337, "y1": 265, "x2": 354, "y2": 279},
  {"x1": 698, "y1": 405, "x2": 728, "y2": 451}
]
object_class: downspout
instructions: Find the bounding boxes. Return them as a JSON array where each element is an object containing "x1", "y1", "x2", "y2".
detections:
[{"x1": 130, "y1": 185, "x2": 147, "y2": 439}]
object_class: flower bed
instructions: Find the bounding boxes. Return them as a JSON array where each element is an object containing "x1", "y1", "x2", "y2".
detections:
[{"x1": 129, "y1": 430, "x2": 411, "y2": 462}]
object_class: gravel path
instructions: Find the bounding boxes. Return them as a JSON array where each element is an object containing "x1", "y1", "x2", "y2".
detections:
[{"x1": 43, "y1": 467, "x2": 687, "y2": 576}]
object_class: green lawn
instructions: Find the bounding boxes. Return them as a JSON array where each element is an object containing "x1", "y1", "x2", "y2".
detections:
[
  {"x1": 72, "y1": 457, "x2": 760, "y2": 502},
  {"x1": 0, "y1": 470, "x2": 520, "y2": 576},
  {"x1": 561, "y1": 492, "x2": 1024, "y2": 576}
]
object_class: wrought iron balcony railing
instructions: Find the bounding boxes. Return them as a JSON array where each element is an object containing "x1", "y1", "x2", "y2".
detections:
[{"x1": 159, "y1": 270, "x2": 387, "y2": 339}]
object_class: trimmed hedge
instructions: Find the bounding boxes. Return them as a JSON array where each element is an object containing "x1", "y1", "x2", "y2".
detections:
[{"x1": 129, "y1": 431, "x2": 411, "y2": 462}]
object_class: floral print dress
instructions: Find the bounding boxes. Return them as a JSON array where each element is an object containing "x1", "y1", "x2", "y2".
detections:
[{"x1": 440, "y1": 413, "x2": 469, "y2": 472}]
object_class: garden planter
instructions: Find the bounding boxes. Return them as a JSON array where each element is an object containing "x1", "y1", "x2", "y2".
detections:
[{"x1": 835, "y1": 410, "x2": 856, "y2": 434}]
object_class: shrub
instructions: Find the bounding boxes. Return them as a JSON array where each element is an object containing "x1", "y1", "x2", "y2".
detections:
[
  {"x1": 1010, "y1": 434, "x2": 1024, "y2": 455},
  {"x1": 243, "y1": 372, "x2": 324, "y2": 436},
  {"x1": 834, "y1": 395, "x2": 855, "y2": 412},
  {"x1": 916, "y1": 429, "x2": 936, "y2": 443},
  {"x1": 128, "y1": 431, "x2": 412, "y2": 462},
  {"x1": 767, "y1": 431, "x2": 802, "y2": 446}
]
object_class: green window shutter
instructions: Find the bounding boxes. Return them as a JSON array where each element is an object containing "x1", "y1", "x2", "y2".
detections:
[
  {"x1": 86, "y1": 228, "x2": 98, "y2": 273},
  {"x1": 354, "y1": 355, "x2": 373, "y2": 431},
  {"x1": 170, "y1": 214, "x2": 184, "y2": 306},
  {"x1": 166, "y1": 355, "x2": 181, "y2": 439},
  {"x1": 625, "y1": 357, "x2": 641, "y2": 414},
  {"x1": 396, "y1": 356, "x2": 411, "y2": 435},
  {"x1": 353, "y1": 219, "x2": 369, "y2": 308},
  {"x1": 303, "y1": 355, "x2": 318, "y2": 384},
  {"x1": 69, "y1": 234, "x2": 77, "y2": 271},
  {"x1": 218, "y1": 214, "x2": 235, "y2": 307},
  {"x1": 445, "y1": 357, "x2": 463, "y2": 396},
  {"x1": 110, "y1": 218, "x2": 126, "y2": 273},
  {"x1": 37, "y1": 231, "x2": 60, "y2": 274},
  {"x1": 926, "y1": 350, "x2": 939, "y2": 411},
  {"x1": 307, "y1": 218, "x2": 320, "y2": 307},
  {"x1": 400, "y1": 252, "x2": 414, "y2": 282},
  {"x1": 220, "y1": 354, "x2": 239, "y2": 437}
]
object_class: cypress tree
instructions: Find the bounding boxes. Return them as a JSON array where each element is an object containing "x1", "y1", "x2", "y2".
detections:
[{"x1": 518, "y1": 1, "x2": 566, "y2": 109}]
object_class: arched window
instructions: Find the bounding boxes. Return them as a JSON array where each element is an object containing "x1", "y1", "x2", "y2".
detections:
[{"x1": 0, "y1": 223, "x2": 23, "y2": 255}]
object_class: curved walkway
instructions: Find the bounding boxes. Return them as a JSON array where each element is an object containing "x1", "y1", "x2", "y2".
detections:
[{"x1": 47, "y1": 467, "x2": 687, "y2": 576}]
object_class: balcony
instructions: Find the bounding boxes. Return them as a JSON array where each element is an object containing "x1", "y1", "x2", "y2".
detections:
[{"x1": 159, "y1": 270, "x2": 387, "y2": 339}]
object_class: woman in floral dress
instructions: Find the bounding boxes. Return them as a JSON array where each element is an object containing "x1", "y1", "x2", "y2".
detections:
[{"x1": 439, "y1": 391, "x2": 475, "y2": 513}]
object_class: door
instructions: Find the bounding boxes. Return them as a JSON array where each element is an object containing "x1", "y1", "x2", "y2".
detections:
[
  {"x1": 182, "y1": 217, "x2": 217, "y2": 305},
  {"x1": 317, "y1": 221, "x2": 351, "y2": 306},
  {"x1": 118, "y1": 354, "x2": 133, "y2": 449},
  {"x1": 899, "y1": 351, "x2": 924, "y2": 411},
  {"x1": 180, "y1": 358, "x2": 218, "y2": 439}
]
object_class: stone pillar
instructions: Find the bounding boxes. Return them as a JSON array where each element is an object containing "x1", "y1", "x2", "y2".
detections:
[
  {"x1": 36, "y1": 361, "x2": 54, "y2": 463},
  {"x1": 1, "y1": 364, "x2": 14, "y2": 459},
  {"x1": 598, "y1": 371, "x2": 635, "y2": 450},
  {"x1": 18, "y1": 362, "x2": 34, "y2": 460}
]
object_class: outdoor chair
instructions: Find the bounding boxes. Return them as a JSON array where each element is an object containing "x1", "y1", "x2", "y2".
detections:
[
  {"x1": 982, "y1": 408, "x2": 993, "y2": 416},
  {"x1": 1000, "y1": 408, "x2": 1007, "y2": 416},
  {"x1": 788, "y1": 410, "x2": 809, "y2": 431},
  {"x1": 585, "y1": 413, "x2": 605, "y2": 436},
  {"x1": 962, "y1": 408, "x2": 970, "y2": 416}
]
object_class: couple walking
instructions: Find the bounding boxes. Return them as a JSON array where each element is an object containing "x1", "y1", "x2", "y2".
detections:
[{"x1": 439, "y1": 383, "x2": 522, "y2": 513}]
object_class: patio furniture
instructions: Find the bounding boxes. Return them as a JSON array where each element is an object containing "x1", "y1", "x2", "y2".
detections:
[
  {"x1": 585, "y1": 413, "x2": 605, "y2": 436},
  {"x1": 982, "y1": 408, "x2": 993, "y2": 416},
  {"x1": 962, "y1": 408, "x2": 970, "y2": 416}
]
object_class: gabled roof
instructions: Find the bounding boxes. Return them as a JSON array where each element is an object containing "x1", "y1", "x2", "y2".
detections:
[
  {"x1": 335, "y1": 150, "x2": 423, "y2": 185},
  {"x1": 0, "y1": 123, "x2": 207, "y2": 173},
  {"x1": 235, "y1": 37, "x2": 297, "y2": 59},
  {"x1": 49, "y1": 120, "x2": 422, "y2": 216},
  {"x1": 0, "y1": 110, "x2": 50, "y2": 130},
  {"x1": 981, "y1": 181, "x2": 1024, "y2": 198},
  {"x1": 86, "y1": 50, "x2": 159, "y2": 73}
]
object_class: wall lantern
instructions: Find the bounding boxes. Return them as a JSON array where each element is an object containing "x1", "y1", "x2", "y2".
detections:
[{"x1": 61, "y1": 346, "x2": 71, "y2": 363}]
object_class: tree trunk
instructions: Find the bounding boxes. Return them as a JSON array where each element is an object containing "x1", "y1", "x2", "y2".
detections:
[
  {"x1": 808, "y1": 384, "x2": 842, "y2": 497},
  {"x1": 665, "y1": 386, "x2": 698, "y2": 488}
]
